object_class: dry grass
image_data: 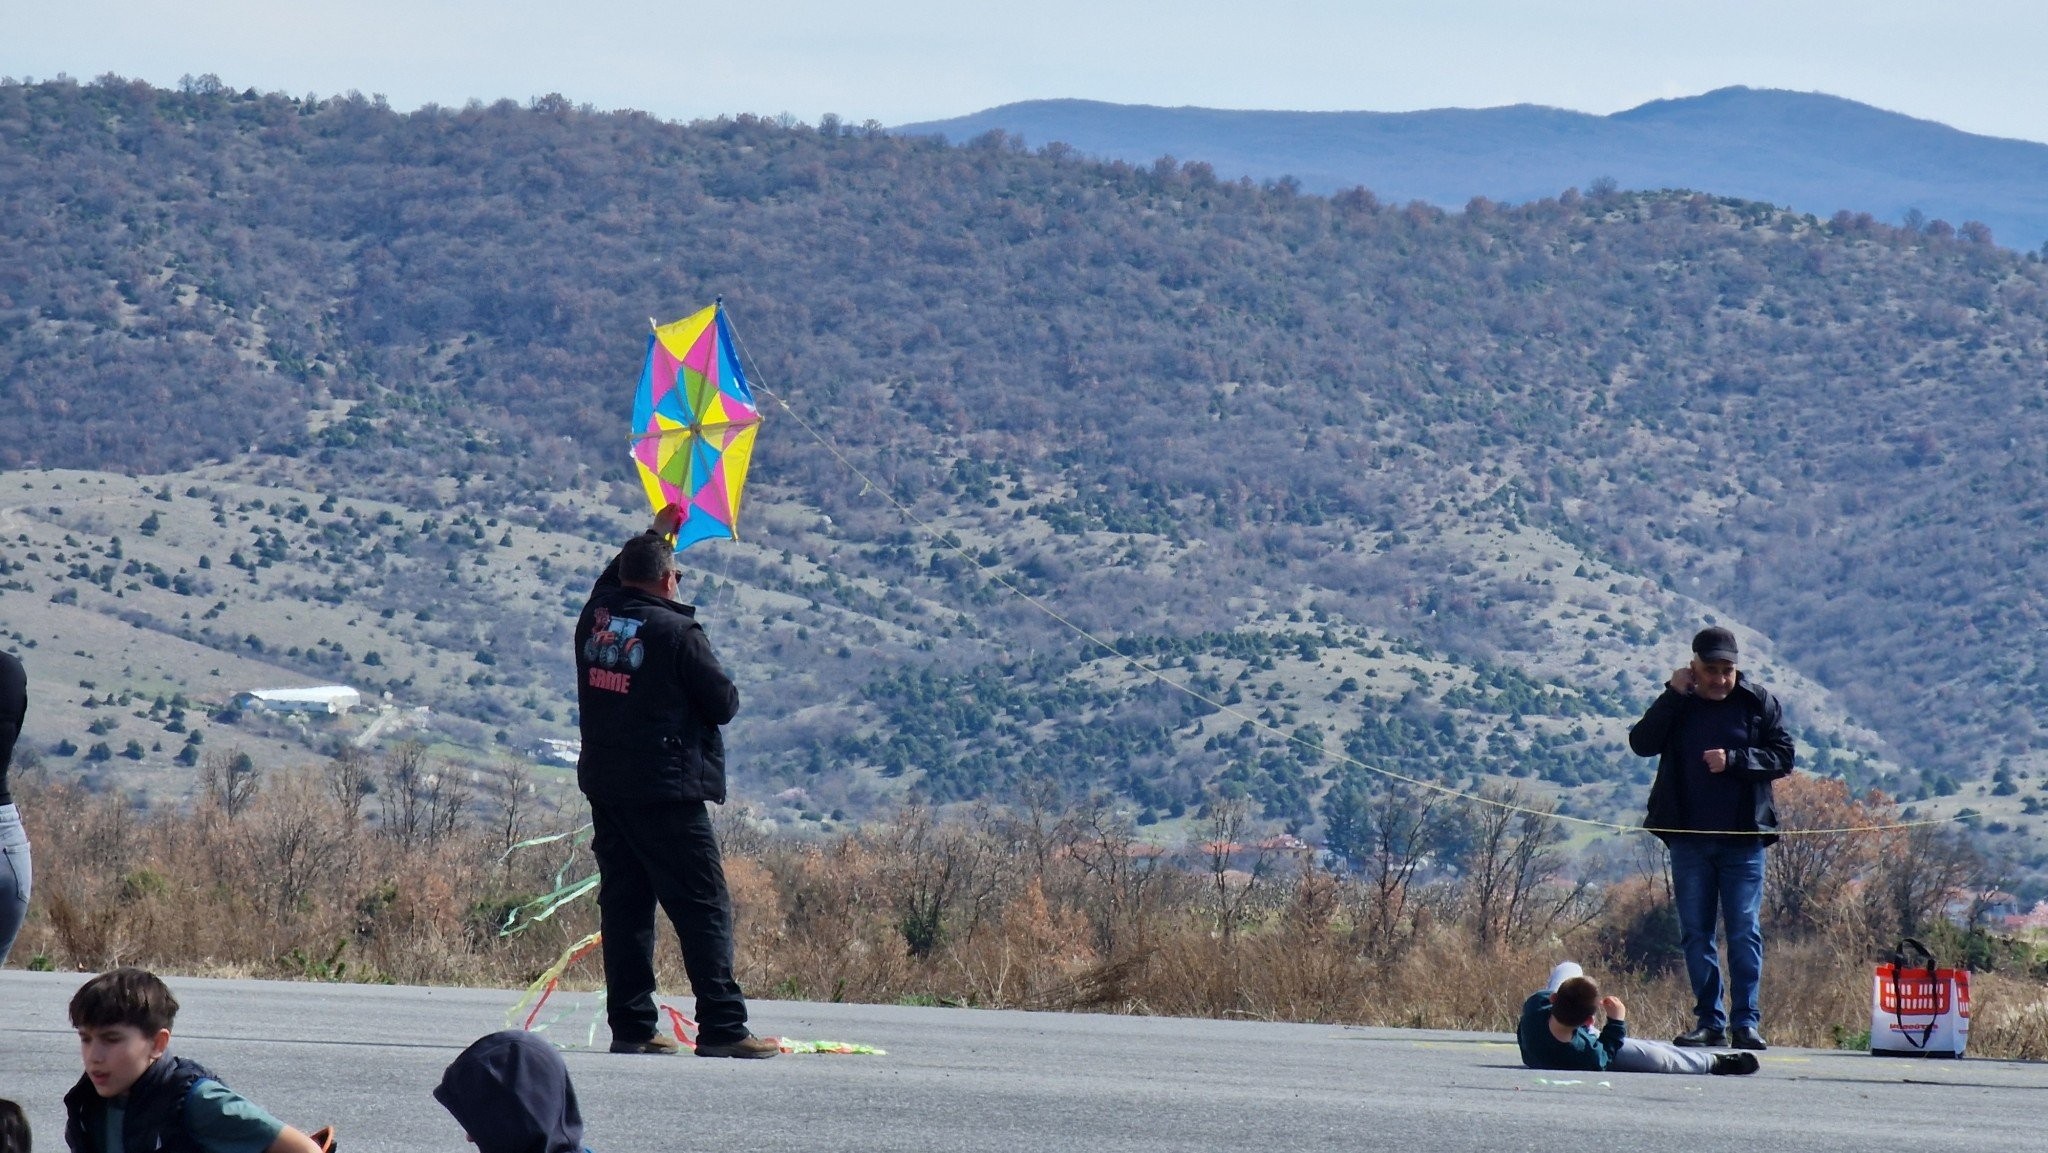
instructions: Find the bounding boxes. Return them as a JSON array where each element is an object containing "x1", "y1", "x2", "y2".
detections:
[{"x1": 9, "y1": 774, "x2": 2044, "y2": 1060}]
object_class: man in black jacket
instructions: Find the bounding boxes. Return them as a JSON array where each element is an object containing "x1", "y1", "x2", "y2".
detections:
[
  {"x1": 1629, "y1": 626, "x2": 1794, "y2": 1053},
  {"x1": 574, "y1": 509, "x2": 775, "y2": 1058}
]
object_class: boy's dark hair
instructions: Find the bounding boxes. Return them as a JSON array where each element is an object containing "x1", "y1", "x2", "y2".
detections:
[
  {"x1": 617, "y1": 533, "x2": 677, "y2": 586},
  {"x1": 0, "y1": 1098, "x2": 29, "y2": 1153},
  {"x1": 1551, "y1": 976, "x2": 1600, "y2": 1026},
  {"x1": 69, "y1": 967, "x2": 179, "y2": 1035}
]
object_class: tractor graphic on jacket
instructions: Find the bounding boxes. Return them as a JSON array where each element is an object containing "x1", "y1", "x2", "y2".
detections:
[{"x1": 583, "y1": 609, "x2": 647, "y2": 671}]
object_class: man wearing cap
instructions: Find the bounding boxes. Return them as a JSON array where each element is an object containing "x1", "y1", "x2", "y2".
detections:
[{"x1": 1628, "y1": 626, "x2": 1795, "y2": 1052}]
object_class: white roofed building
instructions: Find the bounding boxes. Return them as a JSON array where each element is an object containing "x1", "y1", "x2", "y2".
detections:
[{"x1": 235, "y1": 685, "x2": 362, "y2": 716}]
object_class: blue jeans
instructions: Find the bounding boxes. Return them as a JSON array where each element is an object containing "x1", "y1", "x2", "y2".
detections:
[
  {"x1": 0, "y1": 803, "x2": 30, "y2": 967},
  {"x1": 1668, "y1": 836, "x2": 1765, "y2": 1031}
]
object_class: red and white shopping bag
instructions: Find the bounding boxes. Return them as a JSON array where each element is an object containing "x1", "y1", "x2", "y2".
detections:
[{"x1": 1870, "y1": 937, "x2": 1970, "y2": 1058}]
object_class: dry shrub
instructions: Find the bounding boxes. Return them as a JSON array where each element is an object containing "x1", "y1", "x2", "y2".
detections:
[
  {"x1": 11, "y1": 765, "x2": 578, "y2": 985},
  {"x1": 1967, "y1": 972, "x2": 2048, "y2": 1060},
  {"x1": 949, "y1": 879, "x2": 1100, "y2": 1010},
  {"x1": 11, "y1": 770, "x2": 2048, "y2": 1060},
  {"x1": 737, "y1": 839, "x2": 917, "y2": 1002},
  {"x1": 1372, "y1": 927, "x2": 1550, "y2": 1031},
  {"x1": 1755, "y1": 938, "x2": 1879, "y2": 1047}
]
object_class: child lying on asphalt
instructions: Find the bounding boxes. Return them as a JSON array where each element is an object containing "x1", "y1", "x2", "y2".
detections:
[{"x1": 1518, "y1": 962, "x2": 1758, "y2": 1076}]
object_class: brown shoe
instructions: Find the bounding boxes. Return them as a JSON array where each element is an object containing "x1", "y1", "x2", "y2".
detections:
[
  {"x1": 609, "y1": 1034, "x2": 682, "y2": 1055},
  {"x1": 694, "y1": 1033, "x2": 780, "y2": 1059}
]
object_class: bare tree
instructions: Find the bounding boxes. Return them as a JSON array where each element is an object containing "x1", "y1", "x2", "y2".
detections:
[
  {"x1": 874, "y1": 804, "x2": 1004, "y2": 957},
  {"x1": 325, "y1": 746, "x2": 373, "y2": 824},
  {"x1": 1062, "y1": 793, "x2": 1167, "y2": 958},
  {"x1": 1354, "y1": 779, "x2": 1453, "y2": 960},
  {"x1": 255, "y1": 769, "x2": 347, "y2": 920},
  {"x1": 711, "y1": 801, "x2": 772, "y2": 860},
  {"x1": 200, "y1": 749, "x2": 261, "y2": 820},
  {"x1": 477, "y1": 756, "x2": 537, "y2": 856},
  {"x1": 378, "y1": 741, "x2": 429, "y2": 845},
  {"x1": 1459, "y1": 783, "x2": 1569, "y2": 950},
  {"x1": 1873, "y1": 821, "x2": 1980, "y2": 940},
  {"x1": 999, "y1": 774, "x2": 1069, "y2": 885},
  {"x1": 1199, "y1": 793, "x2": 1273, "y2": 943},
  {"x1": 423, "y1": 766, "x2": 471, "y2": 846},
  {"x1": 1765, "y1": 775, "x2": 1878, "y2": 936}
]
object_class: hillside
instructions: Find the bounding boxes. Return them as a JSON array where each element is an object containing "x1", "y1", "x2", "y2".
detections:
[
  {"x1": 4, "y1": 77, "x2": 2048, "y2": 882},
  {"x1": 895, "y1": 88, "x2": 2048, "y2": 252}
]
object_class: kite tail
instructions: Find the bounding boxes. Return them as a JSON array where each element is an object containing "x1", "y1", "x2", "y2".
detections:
[
  {"x1": 500, "y1": 874, "x2": 602, "y2": 937},
  {"x1": 508, "y1": 931, "x2": 604, "y2": 1032},
  {"x1": 661, "y1": 1004, "x2": 698, "y2": 1051},
  {"x1": 779, "y1": 1039, "x2": 888, "y2": 1055}
]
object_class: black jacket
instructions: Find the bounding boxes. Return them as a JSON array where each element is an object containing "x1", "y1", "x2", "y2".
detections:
[
  {"x1": 1630, "y1": 675, "x2": 1795, "y2": 845},
  {"x1": 573, "y1": 540, "x2": 739, "y2": 804},
  {"x1": 434, "y1": 1030, "x2": 586, "y2": 1153},
  {"x1": 64, "y1": 1054, "x2": 216, "y2": 1153}
]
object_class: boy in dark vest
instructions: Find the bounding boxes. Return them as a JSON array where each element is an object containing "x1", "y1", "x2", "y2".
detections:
[
  {"x1": 64, "y1": 968, "x2": 325, "y2": 1153},
  {"x1": 1518, "y1": 962, "x2": 1759, "y2": 1076}
]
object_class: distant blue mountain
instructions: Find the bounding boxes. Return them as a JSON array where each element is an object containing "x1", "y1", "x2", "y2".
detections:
[{"x1": 896, "y1": 88, "x2": 2048, "y2": 251}]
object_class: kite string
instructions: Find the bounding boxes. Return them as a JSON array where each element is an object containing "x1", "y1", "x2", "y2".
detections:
[{"x1": 719, "y1": 308, "x2": 1952, "y2": 840}]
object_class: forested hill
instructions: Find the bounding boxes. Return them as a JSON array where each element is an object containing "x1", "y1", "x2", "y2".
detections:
[
  {"x1": 6, "y1": 76, "x2": 2048, "y2": 849},
  {"x1": 896, "y1": 88, "x2": 2048, "y2": 252}
]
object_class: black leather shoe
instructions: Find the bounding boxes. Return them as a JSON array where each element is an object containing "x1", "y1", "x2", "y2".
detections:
[
  {"x1": 1673, "y1": 1025, "x2": 1726, "y2": 1047},
  {"x1": 1711, "y1": 1052, "x2": 1760, "y2": 1075},
  {"x1": 1730, "y1": 1026, "x2": 1769, "y2": 1050}
]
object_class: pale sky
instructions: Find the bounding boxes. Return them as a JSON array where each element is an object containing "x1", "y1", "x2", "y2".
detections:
[{"x1": 6, "y1": 0, "x2": 2046, "y2": 144}]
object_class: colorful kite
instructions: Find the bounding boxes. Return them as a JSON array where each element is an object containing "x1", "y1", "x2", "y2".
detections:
[{"x1": 631, "y1": 300, "x2": 763, "y2": 552}]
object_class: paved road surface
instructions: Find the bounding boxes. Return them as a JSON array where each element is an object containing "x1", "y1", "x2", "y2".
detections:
[{"x1": 3, "y1": 971, "x2": 2040, "y2": 1151}]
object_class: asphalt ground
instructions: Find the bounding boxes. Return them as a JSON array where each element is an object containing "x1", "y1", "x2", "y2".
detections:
[{"x1": 2, "y1": 970, "x2": 2042, "y2": 1152}]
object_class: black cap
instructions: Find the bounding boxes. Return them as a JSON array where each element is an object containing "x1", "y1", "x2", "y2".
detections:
[{"x1": 1692, "y1": 627, "x2": 1739, "y2": 664}]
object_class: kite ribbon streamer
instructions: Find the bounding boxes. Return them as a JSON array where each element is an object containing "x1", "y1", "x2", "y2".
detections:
[
  {"x1": 657, "y1": 1002, "x2": 885, "y2": 1055},
  {"x1": 780, "y1": 1039, "x2": 888, "y2": 1055},
  {"x1": 499, "y1": 824, "x2": 594, "y2": 859},
  {"x1": 661, "y1": 1004, "x2": 698, "y2": 1051},
  {"x1": 508, "y1": 931, "x2": 604, "y2": 1032},
  {"x1": 498, "y1": 823, "x2": 599, "y2": 937},
  {"x1": 500, "y1": 875, "x2": 601, "y2": 936}
]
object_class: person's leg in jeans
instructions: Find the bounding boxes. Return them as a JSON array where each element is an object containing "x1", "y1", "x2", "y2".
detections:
[
  {"x1": 1716, "y1": 840, "x2": 1768, "y2": 1031},
  {"x1": 1611, "y1": 1038, "x2": 1717, "y2": 1074},
  {"x1": 0, "y1": 803, "x2": 30, "y2": 966},
  {"x1": 1668, "y1": 837, "x2": 1725, "y2": 1031},
  {"x1": 591, "y1": 800, "x2": 662, "y2": 1044}
]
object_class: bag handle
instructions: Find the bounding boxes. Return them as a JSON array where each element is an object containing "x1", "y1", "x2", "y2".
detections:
[
  {"x1": 1891, "y1": 937, "x2": 1937, "y2": 976},
  {"x1": 1883, "y1": 938, "x2": 1938, "y2": 1049}
]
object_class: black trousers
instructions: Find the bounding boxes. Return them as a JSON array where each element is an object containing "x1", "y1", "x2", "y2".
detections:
[{"x1": 588, "y1": 796, "x2": 749, "y2": 1045}]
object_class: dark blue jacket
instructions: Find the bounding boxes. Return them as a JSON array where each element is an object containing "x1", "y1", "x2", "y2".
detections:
[
  {"x1": 1517, "y1": 989, "x2": 1625, "y2": 1071},
  {"x1": 434, "y1": 1030, "x2": 587, "y2": 1153},
  {"x1": 64, "y1": 1054, "x2": 215, "y2": 1153},
  {"x1": 1630, "y1": 674, "x2": 1795, "y2": 845},
  {"x1": 573, "y1": 538, "x2": 739, "y2": 805}
]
